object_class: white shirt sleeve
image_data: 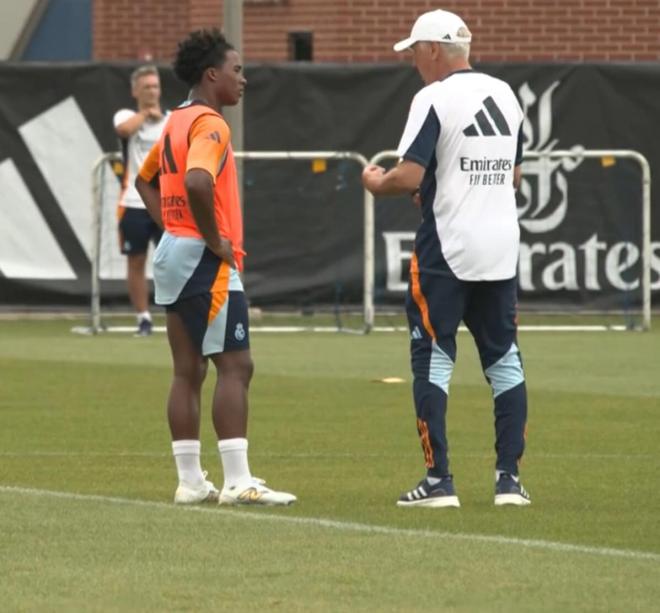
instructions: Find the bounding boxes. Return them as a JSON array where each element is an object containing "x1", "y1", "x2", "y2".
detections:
[
  {"x1": 113, "y1": 109, "x2": 135, "y2": 128},
  {"x1": 396, "y1": 87, "x2": 440, "y2": 167}
]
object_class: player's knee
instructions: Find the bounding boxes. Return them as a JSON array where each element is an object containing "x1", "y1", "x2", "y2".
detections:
[
  {"x1": 198, "y1": 359, "x2": 209, "y2": 385},
  {"x1": 483, "y1": 345, "x2": 524, "y2": 396},
  {"x1": 239, "y1": 354, "x2": 254, "y2": 385},
  {"x1": 216, "y1": 352, "x2": 253, "y2": 386},
  {"x1": 127, "y1": 253, "x2": 147, "y2": 271},
  {"x1": 411, "y1": 341, "x2": 454, "y2": 392},
  {"x1": 174, "y1": 356, "x2": 207, "y2": 385}
]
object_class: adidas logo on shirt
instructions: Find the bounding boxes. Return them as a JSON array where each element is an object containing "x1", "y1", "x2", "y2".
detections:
[
  {"x1": 411, "y1": 326, "x2": 423, "y2": 340},
  {"x1": 463, "y1": 96, "x2": 511, "y2": 137}
]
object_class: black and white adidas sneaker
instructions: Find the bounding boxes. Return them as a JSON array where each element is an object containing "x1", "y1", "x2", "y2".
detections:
[
  {"x1": 396, "y1": 475, "x2": 461, "y2": 508},
  {"x1": 494, "y1": 472, "x2": 531, "y2": 506}
]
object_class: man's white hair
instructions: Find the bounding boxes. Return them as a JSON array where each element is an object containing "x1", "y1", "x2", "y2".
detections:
[
  {"x1": 130, "y1": 64, "x2": 159, "y2": 87},
  {"x1": 442, "y1": 26, "x2": 471, "y2": 59}
]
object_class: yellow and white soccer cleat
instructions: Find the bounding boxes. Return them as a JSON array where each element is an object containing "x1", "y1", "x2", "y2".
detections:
[{"x1": 219, "y1": 478, "x2": 297, "y2": 506}]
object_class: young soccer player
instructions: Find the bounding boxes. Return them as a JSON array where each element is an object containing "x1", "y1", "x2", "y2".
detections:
[{"x1": 136, "y1": 30, "x2": 296, "y2": 506}]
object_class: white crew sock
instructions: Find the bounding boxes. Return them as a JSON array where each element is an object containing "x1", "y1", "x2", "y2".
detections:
[
  {"x1": 172, "y1": 439, "x2": 205, "y2": 487},
  {"x1": 137, "y1": 310, "x2": 151, "y2": 323},
  {"x1": 218, "y1": 438, "x2": 252, "y2": 488}
]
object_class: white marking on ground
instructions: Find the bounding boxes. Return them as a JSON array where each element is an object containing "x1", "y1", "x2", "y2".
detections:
[
  {"x1": 0, "y1": 451, "x2": 655, "y2": 460},
  {"x1": 1, "y1": 485, "x2": 658, "y2": 562},
  {"x1": 70, "y1": 325, "x2": 629, "y2": 335}
]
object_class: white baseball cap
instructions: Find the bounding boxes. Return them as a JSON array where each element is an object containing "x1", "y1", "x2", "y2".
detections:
[{"x1": 393, "y1": 9, "x2": 472, "y2": 52}]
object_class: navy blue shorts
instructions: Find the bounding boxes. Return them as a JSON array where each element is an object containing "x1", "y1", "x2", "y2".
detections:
[
  {"x1": 166, "y1": 289, "x2": 250, "y2": 357},
  {"x1": 118, "y1": 207, "x2": 162, "y2": 255}
]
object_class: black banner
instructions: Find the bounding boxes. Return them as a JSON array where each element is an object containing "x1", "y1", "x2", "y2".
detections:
[{"x1": 0, "y1": 62, "x2": 658, "y2": 309}]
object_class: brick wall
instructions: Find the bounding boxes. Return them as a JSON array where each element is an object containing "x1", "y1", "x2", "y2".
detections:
[{"x1": 93, "y1": 0, "x2": 660, "y2": 62}]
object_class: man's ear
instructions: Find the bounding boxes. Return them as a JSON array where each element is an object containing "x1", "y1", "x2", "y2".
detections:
[
  {"x1": 430, "y1": 42, "x2": 443, "y2": 60},
  {"x1": 205, "y1": 66, "x2": 218, "y2": 82}
]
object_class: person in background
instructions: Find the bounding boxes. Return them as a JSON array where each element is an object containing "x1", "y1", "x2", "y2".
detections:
[{"x1": 113, "y1": 65, "x2": 167, "y2": 336}]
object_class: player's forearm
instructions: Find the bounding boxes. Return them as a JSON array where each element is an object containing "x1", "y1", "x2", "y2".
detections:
[
  {"x1": 115, "y1": 112, "x2": 147, "y2": 138},
  {"x1": 376, "y1": 167, "x2": 419, "y2": 195},
  {"x1": 135, "y1": 177, "x2": 163, "y2": 228},
  {"x1": 185, "y1": 172, "x2": 224, "y2": 254},
  {"x1": 363, "y1": 160, "x2": 424, "y2": 196}
]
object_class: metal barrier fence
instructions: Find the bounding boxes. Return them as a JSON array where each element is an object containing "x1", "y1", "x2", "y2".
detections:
[
  {"x1": 89, "y1": 150, "x2": 371, "y2": 334},
  {"x1": 367, "y1": 149, "x2": 652, "y2": 331},
  {"x1": 90, "y1": 148, "x2": 651, "y2": 334}
]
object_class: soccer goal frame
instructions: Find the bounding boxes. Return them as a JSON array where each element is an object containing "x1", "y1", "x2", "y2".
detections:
[
  {"x1": 86, "y1": 150, "x2": 372, "y2": 335},
  {"x1": 365, "y1": 148, "x2": 652, "y2": 331}
]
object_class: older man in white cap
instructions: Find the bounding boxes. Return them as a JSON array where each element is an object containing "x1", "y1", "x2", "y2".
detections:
[{"x1": 363, "y1": 9, "x2": 530, "y2": 508}]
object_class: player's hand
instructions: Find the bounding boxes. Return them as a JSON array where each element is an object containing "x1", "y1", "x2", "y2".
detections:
[
  {"x1": 411, "y1": 188, "x2": 421, "y2": 208},
  {"x1": 145, "y1": 108, "x2": 163, "y2": 121},
  {"x1": 361, "y1": 164, "x2": 386, "y2": 192},
  {"x1": 214, "y1": 237, "x2": 235, "y2": 268}
]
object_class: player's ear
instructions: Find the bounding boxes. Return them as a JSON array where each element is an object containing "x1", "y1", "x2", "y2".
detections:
[
  {"x1": 430, "y1": 42, "x2": 442, "y2": 59},
  {"x1": 205, "y1": 66, "x2": 218, "y2": 82}
]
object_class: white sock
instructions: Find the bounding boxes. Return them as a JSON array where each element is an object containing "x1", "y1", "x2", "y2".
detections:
[
  {"x1": 172, "y1": 440, "x2": 205, "y2": 487},
  {"x1": 137, "y1": 311, "x2": 151, "y2": 323},
  {"x1": 218, "y1": 438, "x2": 252, "y2": 488}
]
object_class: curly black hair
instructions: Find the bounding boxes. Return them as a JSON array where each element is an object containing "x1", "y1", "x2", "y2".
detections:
[{"x1": 173, "y1": 29, "x2": 234, "y2": 87}]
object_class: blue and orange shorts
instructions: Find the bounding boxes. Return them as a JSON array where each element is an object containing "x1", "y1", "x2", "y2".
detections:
[{"x1": 153, "y1": 232, "x2": 249, "y2": 356}]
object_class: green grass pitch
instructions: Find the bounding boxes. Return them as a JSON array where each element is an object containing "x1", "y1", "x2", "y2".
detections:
[{"x1": 1, "y1": 318, "x2": 659, "y2": 611}]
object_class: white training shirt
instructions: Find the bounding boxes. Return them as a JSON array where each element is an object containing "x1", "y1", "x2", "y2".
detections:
[
  {"x1": 397, "y1": 70, "x2": 524, "y2": 281},
  {"x1": 113, "y1": 109, "x2": 168, "y2": 208}
]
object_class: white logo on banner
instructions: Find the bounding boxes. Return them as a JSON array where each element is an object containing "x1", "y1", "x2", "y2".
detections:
[
  {"x1": 2, "y1": 96, "x2": 152, "y2": 282},
  {"x1": 0, "y1": 159, "x2": 75, "y2": 280},
  {"x1": 516, "y1": 81, "x2": 584, "y2": 234}
]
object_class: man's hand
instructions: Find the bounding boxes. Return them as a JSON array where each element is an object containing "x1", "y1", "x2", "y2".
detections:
[
  {"x1": 362, "y1": 160, "x2": 425, "y2": 196},
  {"x1": 411, "y1": 188, "x2": 422, "y2": 208},
  {"x1": 144, "y1": 107, "x2": 163, "y2": 121},
  {"x1": 213, "y1": 237, "x2": 235, "y2": 268},
  {"x1": 362, "y1": 164, "x2": 386, "y2": 193}
]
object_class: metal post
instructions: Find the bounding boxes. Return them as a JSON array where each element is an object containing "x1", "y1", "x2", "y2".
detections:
[
  {"x1": 90, "y1": 156, "x2": 103, "y2": 334},
  {"x1": 223, "y1": 0, "x2": 244, "y2": 209},
  {"x1": 524, "y1": 149, "x2": 652, "y2": 331},
  {"x1": 363, "y1": 188, "x2": 375, "y2": 332},
  {"x1": 635, "y1": 152, "x2": 653, "y2": 331},
  {"x1": 90, "y1": 152, "x2": 122, "y2": 335}
]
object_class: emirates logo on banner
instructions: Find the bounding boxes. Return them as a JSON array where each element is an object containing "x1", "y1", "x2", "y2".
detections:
[{"x1": 516, "y1": 81, "x2": 585, "y2": 234}]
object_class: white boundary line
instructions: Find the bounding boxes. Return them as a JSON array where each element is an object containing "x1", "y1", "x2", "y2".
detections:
[
  {"x1": 1, "y1": 485, "x2": 659, "y2": 563},
  {"x1": 0, "y1": 451, "x2": 655, "y2": 460},
  {"x1": 70, "y1": 324, "x2": 628, "y2": 335}
]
